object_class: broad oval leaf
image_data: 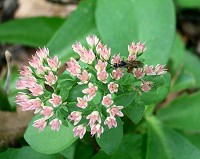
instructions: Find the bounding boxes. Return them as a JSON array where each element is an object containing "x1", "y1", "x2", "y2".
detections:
[
  {"x1": 96, "y1": 0, "x2": 175, "y2": 65},
  {"x1": 146, "y1": 116, "x2": 200, "y2": 159},
  {"x1": 47, "y1": 0, "x2": 98, "y2": 62},
  {"x1": 157, "y1": 92, "x2": 200, "y2": 132},
  {"x1": 0, "y1": 146, "x2": 63, "y2": 159},
  {"x1": 0, "y1": 17, "x2": 64, "y2": 47},
  {"x1": 24, "y1": 116, "x2": 77, "y2": 154},
  {"x1": 96, "y1": 117, "x2": 123, "y2": 155}
]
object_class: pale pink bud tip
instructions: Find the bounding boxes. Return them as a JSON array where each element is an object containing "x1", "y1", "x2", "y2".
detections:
[
  {"x1": 50, "y1": 118, "x2": 62, "y2": 131},
  {"x1": 66, "y1": 57, "x2": 81, "y2": 76},
  {"x1": 154, "y1": 64, "x2": 167, "y2": 75},
  {"x1": 108, "y1": 82, "x2": 118, "y2": 93},
  {"x1": 33, "y1": 118, "x2": 47, "y2": 131},
  {"x1": 82, "y1": 83, "x2": 98, "y2": 101},
  {"x1": 102, "y1": 94, "x2": 113, "y2": 107},
  {"x1": 41, "y1": 106, "x2": 54, "y2": 119},
  {"x1": 76, "y1": 96, "x2": 88, "y2": 109},
  {"x1": 107, "y1": 105, "x2": 124, "y2": 117},
  {"x1": 86, "y1": 111, "x2": 101, "y2": 126},
  {"x1": 104, "y1": 116, "x2": 117, "y2": 129},
  {"x1": 68, "y1": 111, "x2": 82, "y2": 125},
  {"x1": 141, "y1": 81, "x2": 153, "y2": 92},
  {"x1": 86, "y1": 35, "x2": 99, "y2": 47},
  {"x1": 73, "y1": 124, "x2": 86, "y2": 139},
  {"x1": 49, "y1": 93, "x2": 62, "y2": 107},
  {"x1": 91, "y1": 124, "x2": 104, "y2": 138}
]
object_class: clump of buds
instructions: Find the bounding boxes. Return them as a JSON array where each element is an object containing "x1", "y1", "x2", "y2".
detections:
[{"x1": 16, "y1": 35, "x2": 167, "y2": 139}]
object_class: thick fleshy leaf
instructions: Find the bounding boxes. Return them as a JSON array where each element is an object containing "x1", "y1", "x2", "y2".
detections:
[
  {"x1": 0, "y1": 146, "x2": 63, "y2": 159},
  {"x1": 146, "y1": 116, "x2": 200, "y2": 159},
  {"x1": 171, "y1": 69, "x2": 195, "y2": 92},
  {"x1": 184, "y1": 51, "x2": 200, "y2": 88},
  {"x1": 114, "y1": 93, "x2": 135, "y2": 107},
  {"x1": 141, "y1": 73, "x2": 171, "y2": 105},
  {"x1": 123, "y1": 99, "x2": 145, "y2": 124},
  {"x1": 96, "y1": 118, "x2": 123, "y2": 155},
  {"x1": 24, "y1": 116, "x2": 77, "y2": 154},
  {"x1": 157, "y1": 92, "x2": 200, "y2": 132},
  {"x1": 47, "y1": 0, "x2": 97, "y2": 62},
  {"x1": 169, "y1": 34, "x2": 185, "y2": 77},
  {"x1": 93, "y1": 134, "x2": 146, "y2": 159},
  {"x1": 0, "y1": 17, "x2": 63, "y2": 47},
  {"x1": 96, "y1": 0, "x2": 175, "y2": 65}
]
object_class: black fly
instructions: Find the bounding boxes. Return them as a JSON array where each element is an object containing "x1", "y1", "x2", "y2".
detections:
[{"x1": 113, "y1": 60, "x2": 143, "y2": 72}]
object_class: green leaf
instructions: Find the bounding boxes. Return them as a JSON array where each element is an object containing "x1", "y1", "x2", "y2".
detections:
[
  {"x1": 184, "y1": 51, "x2": 200, "y2": 88},
  {"x1": 171, "y1": 69, "x2": 195, "y2": 92},
  {"x1": 67, "y1": 84, "x2": 87, "y2": 102},
  {"x1": 157, "y1": 92, "x2": 200, "y2": 132},
  {"x1": 141, "y1": 73, "x2": 171, "y2": 105},
  {"x1": 0, "y1": 146, "x2": 63, "y2": 159},
  {"x1": 114, "y1": 93, "x2": 135, "y2": 107},
  {"x1": 146, "y1": 116, "x2": 200, "y2": 159},
  {"x1": 74, "y1": 139, "x2": 95, "y2": 159},
  {"x1": 24, "y1": 115, "x2": 77, "y2": 154},
  {"x1": 175, "y1": 0, "x2": 200, "y2": 8},
  {"x1": 96, "y1": 0, "x2": 175, "y2": 65},
  {"x1": 123, "y1": 99, "x2": 145, "y2": 124},
  {"x1": 119, "y1": 134, "x2": 146, "y2": 159},
  {"x1": 60, "y1": 86, "x2": 69, "y2": 102},
  {"x1": 0, "y1": 17, "x2": 64, "y2": 47},
  {"x1": 169, "y1": 34, "x2": 185, "y2": 77},
  {"x1": 96, "y1": 118, "x2": 123, "y2": 155},
  {"x1": 92, "y1": 134, "x2": 146, "y2": 159},
  {"x1": 47, "y1": 0, "x2": 98, "y2": 62}
]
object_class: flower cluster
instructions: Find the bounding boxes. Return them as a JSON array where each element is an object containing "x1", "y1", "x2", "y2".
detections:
[
  {"x1": 16, "y1": 48, "x2": 63, "y2": 132},
  {"x1": 16, "y1": 35, "x2": 167, "y2": 140}
]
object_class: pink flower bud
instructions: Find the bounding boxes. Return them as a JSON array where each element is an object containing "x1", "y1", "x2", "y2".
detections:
[
  {"x1": 82, "y1": 83, "x2": 98, "y2": 101},
  {"x1": 97, "y1": 70, "x2": 108, "y2": 83},
  {"x1": 77, "y1": 70, "x2": 91, "y2": 85},
  {"x1": 29, "y1": 84, "x2": 44, "y2": 96},
  {"x1": 102, "y1": 94, "x2": 113, "y2": 107},
  {"x1": 66, "y1": 57, "x2": 81, "y2": 76},
  {"x1": 86, "y1": 111, "x2": 101, "y2": 126},
  {"x1": 108, "y1": 82, "x2": 118, "y2": 93},
  {"x1": 76, "y1": 96, "x2": 88, "y2": 109},
  {"x1": 86, "y1": 35, "x2": 99, "y2": 47},
  {"x1": 111, "y1": 68, "x2": 124, "y2": 80},
  {"x1": 104, "y1": 116, "x2": 117, "y2": 129},
  {"x1": 33, "y1": 118, "x2": 47, "y2": 131},
  {"x1": 36, "y1": 48, "x2": 49, "y2": 60},
  {"x1": 49, "y1": 93, "x2": 62, "y2": 107},
  {"x1": 68, "y1": 111, "x2": 82, "y2": 125},
  {"x1": 111, "y1": 54, "x2": 121, "y2": 65},
  {"x1": 140, "y1": 81, "x2": 153, "y2": 92},
  {"x1": 133, "y1": 68, "x2": 145, "y2": 79},
  {"x1": 154, "y1": 64, "x2": 167, "y2": 75},
  {"x1": 45, "y1": 71, "x2": 57, "y2": 86},
  {"x1": 41, "y1": 106, "x2": 54, "y2": 119},
  {"x1": 95, "y1": 60, "x2": 107, "y2": 72},
  {"x1": 73, "y1": 124, "x2": 86, "y2": 139},
  {"x1": 107, "y1": 105, "x2": 124, "y2": 117},
  {"x1": 50, "y1": 118, "x2": 62, "y2": 131},
  {"x1": 47, "y1": 55, "x2": 60, "y2": 71},
  {"x1": 144, "y1": 65, "x2": 156, "y2": 75},
  {"x1": 91, "y1": 124, "x2": 104, "y2": 138}
]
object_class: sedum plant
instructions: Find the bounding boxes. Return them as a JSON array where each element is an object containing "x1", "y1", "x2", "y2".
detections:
[{"x1": 16, "y1": 35, "x2": 168, "y2": 154}]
